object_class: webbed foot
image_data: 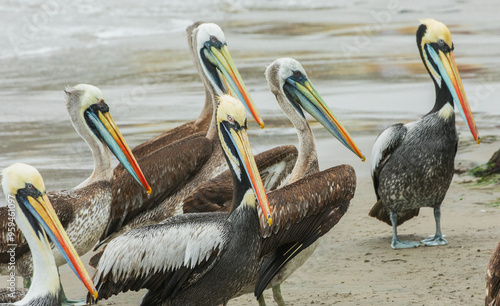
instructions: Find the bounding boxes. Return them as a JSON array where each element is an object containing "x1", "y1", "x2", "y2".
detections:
[
  {"x1": 391, "y1": 239, "x2": 421, "y2": 249},
  {"x1": 421, "y1": 235, "x2": 447, "y2": 246}
]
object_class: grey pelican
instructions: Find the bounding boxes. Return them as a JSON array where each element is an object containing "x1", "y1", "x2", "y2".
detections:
[
  {"x1": 0, "y1": 84, "x2": 150, "y2": 300},
  {"x1": 182, "y1": 58, "x2": 364, "y2": 305},
  {"x1": 369, "y1": 19, "x2": 480, "y2": 249},
  {"x1": 98, "y1": 22, "x2": 295, "y2": 246},
  {"x1": 89, "y1": 95, "x2": 273, "y2": 305},
  {"x1": 1, "y1": 163, "x2": 98, "y2": 305},
  {"x1": 486, "y1": 242, "x2": 500, "y2": 305},
  {"x1": 89, "y1": 95, "x2": 357, "y2": 305}
]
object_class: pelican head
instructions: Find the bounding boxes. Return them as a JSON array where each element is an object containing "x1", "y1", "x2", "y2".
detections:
[
  {"x1": 1, "y1": 163, "x2": 98, "y2": 299},
  {"x1": 266, "y1": 58, "x2": 365, "y2": 161},
  {"x1": 417, "y1": 19, "x2": 480, "y2": 144},
  {"x1": 191, "y1": 22, "x2": 265, "y2": 128},
  {"x1": 216, "y1": 95, "x2": 272, "y2": 225},
  {"x1": 65, "y1": 84, "x2": 151, "y2": 193}
]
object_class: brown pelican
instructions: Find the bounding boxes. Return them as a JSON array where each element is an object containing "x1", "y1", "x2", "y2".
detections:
[
  {"x1": 89, "y1": 95, "x2": 273, "y2": 305},
  {"x1": 1, "y1": 163, "x2": 98, "y2": 305},
  {"x1": 120, "y1": 22, "x2": 264, "y2": 161},
  {"x1": 89, "y1": 95, "x2": 357, "y2": 305},
  {"x1": 98, "y1": 22, "x2": 295, "y2": 245},
  {"x1": 0, "y1": 84, "x2": 150, "y2": 300},
  {"x1": 181, "y1": 58, "x2": 364, "y2": 305},
  {"x1": 486, "y1": 242, "x2": 500, "y2": 305},
  {"x1": 369, "y1": 19, "x2": 480, "y2": 249}
]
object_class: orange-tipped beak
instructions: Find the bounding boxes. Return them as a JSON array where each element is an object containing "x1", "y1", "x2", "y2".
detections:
[
  {"x1": 28, "y1": 194, "x2": 98, "y2": 299},
  {"x1": 98, "y1": 111, "x2": 152, "y2": 193},
  {"x1": 228, "y1": 127, "x2": 272, "y2": 225},
  {"x1": 438, "y1": 50, "x2": 480, "y2": 144},
  {"x1": 285, "y1": 77, "x2": 365, "y2": 161},
  {"x1": 210, "y1": 46, "x2": 265, "y2": 129}
]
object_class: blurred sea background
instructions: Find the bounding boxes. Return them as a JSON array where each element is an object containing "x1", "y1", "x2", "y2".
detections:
[
  {"x1": 0, "y1": 0, "x2": 499, "y2": 303},
  {"x1": 0, "y1": 0, "x2": 498, "y2": 191}
]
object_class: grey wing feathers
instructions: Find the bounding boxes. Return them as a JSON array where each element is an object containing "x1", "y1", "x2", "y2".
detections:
[
  {"x1": 369, "y1": 123, "x2": 419, "y2": 226},
  {"x1": 90, "y1": 213, "x2": 228, "y2": 302},
  {"x1": 371, "y1": 123, "x2": 407, "y2": 199}
]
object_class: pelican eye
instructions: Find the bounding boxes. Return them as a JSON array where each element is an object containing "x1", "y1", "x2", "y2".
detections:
[
  {"x1": 293, "y1": 70, "x2": 302, "y2": 78},
  {"x1": 210, "y1": 35, "x2": 217, "y2": 43},
  {"x1": 227, "y1": 115, "x2": 235, "y2": 124},
  {"x1": 438, "y1": 39, "x2": 445, "y2": 46},
  {"x1": 27, "y1": 183, "x2": 34, "y2": 190},
  {"x1": 95, "y1": 99, "x2": 109, "y2": 113}
]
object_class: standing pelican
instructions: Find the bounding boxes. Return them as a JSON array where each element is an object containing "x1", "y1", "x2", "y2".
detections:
[
  {"x1": 486, "y1": 242, "x2": 500, "y2": 305},
  {"x1": 1, "y1": 163, "x2": 98, "y2": 305},
  {"x1": 369, "y1": 19, "x2": 480, "y2": 249},
  {"x1": 98, "y1": 23, "x2": 295, "y2": 245},
  {"x1": 89, "y1": 95, "x2": 273, "y2": 305},
  {"x1": 182, "y1": 58, "x2": 364, "y2": 305},
  {"x1": 0, "y1": 84, "x2": 150, "y2": 301}
]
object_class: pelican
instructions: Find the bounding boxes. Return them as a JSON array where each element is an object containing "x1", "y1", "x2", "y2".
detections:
[
  {"x1": 0, "y1": 84, "x2": 150, "y2": 301},
  {"x1": 98, "y1": 22, "x2": 295, "y2": 245},
  {"x1": 182, "y1": 58, "x2": 364, "y2": 305},
  {"x1": 89, "y1": 95, "x2": 273, "y2": 305},
  {"x1": 90, "y1": 95, "x2": 357, "y2": 305},
  {"x1": 117, "y1": 21, "x2": 264, "y2": 161},
  {"x1": 1, "y1": 163, "x2": 98, "y2": 305},
  {"x1": 486, "y1": 242, "x2": 500, "y2": 305},
  {"x1": 369, "y1": 19, "x2": 480, "y2": 249}
]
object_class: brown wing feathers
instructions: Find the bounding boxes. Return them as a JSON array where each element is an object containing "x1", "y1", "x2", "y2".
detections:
[
  {"x1": 182, "y1": 145, "x2": 298, "y2": 214},
  {"x1": 254, "y1": 165, "x2": 356, "y2": 297},
  {"x1": 486, "y1": 242, "x2": 500, "y2": 306},
  {"x1": 100, "y1": 133, "x2": 213, "y2": 243}
]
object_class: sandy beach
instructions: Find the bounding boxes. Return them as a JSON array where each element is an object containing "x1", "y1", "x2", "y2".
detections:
[
  {"x1": 1, "y1": 0, "x2": 500, "y2": 305},
  {"x1": 52, "y1": 135, "x2": 500, "y2": 306}
]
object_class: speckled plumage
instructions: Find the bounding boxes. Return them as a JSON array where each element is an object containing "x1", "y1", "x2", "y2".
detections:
[{"x1": 371, "y1": 109, "x2": 457, "y2": 224}]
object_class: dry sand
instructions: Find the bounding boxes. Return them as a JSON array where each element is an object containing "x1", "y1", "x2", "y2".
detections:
[{"x1": 52, "y1": 135, "x2": 500, "y2": 306}]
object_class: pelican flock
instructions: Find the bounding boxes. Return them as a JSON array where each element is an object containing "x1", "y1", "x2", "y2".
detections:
[
  {"x1": 0, "y1": 84, "x2": 150, "y2": 303},
  {"x1": 0, "y1": 16, "x2": 493, "y2": 306}
]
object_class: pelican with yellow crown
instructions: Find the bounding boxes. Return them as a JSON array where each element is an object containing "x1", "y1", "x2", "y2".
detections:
[
  {"x1": 89, "y1": 95, "x2": 273, "y2": 305},
  {"x1": 1, "y1": 163, "x2": 98, "y2": 305},
  {"x1": 369, "y1": 19, "x2": 480, "y2": 249},
  {"x1": 0, "y1": 84, "x2": 150, "y2": 303}
]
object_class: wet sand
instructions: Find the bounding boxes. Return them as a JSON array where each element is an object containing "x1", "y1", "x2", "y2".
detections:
[{"x1": 54, "y1": 134, "x2": 500, "y2": 305}]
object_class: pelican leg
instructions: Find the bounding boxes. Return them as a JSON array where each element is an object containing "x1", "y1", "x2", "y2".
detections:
[
  {"x1": 390, "y1": 211, "x2": 421, "y2": 249},
  {"x1": 258, "y1": 294, "x2": 267, "y2": 306},
  {"x1": 421, "y1": 205, "x2": 448, "y2": 246},
  {"x1": 60, "y1": 277, "x2": 87, "y2": 306},
  {"x1": 272, "y1": 284, "x2": 286, "y2": 306}
]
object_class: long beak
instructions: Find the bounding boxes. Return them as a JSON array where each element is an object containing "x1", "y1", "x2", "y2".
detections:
[
  {"x1": 438, "y1": 49, "x2": 480, "y2": 144},
  {"x1": 27, "y1": 194, "x2": 98, "y2": 299},
  {"x1": 285, "y1": 78, "x2": 366, "y2": 161},
  {"x1": 227, "y1": 126, "x2": 272, "y2": 225},
  {"x1": 88, "y1": 109, "x2": 152, "y2": 194},
  {"x1": 209, "y1": 46, "x2": 265, "y2": 129}
]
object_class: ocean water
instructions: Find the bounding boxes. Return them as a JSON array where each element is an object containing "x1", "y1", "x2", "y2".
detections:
[{"x1": 0, "y1": 0, "x2": 499, "y2": 188}]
